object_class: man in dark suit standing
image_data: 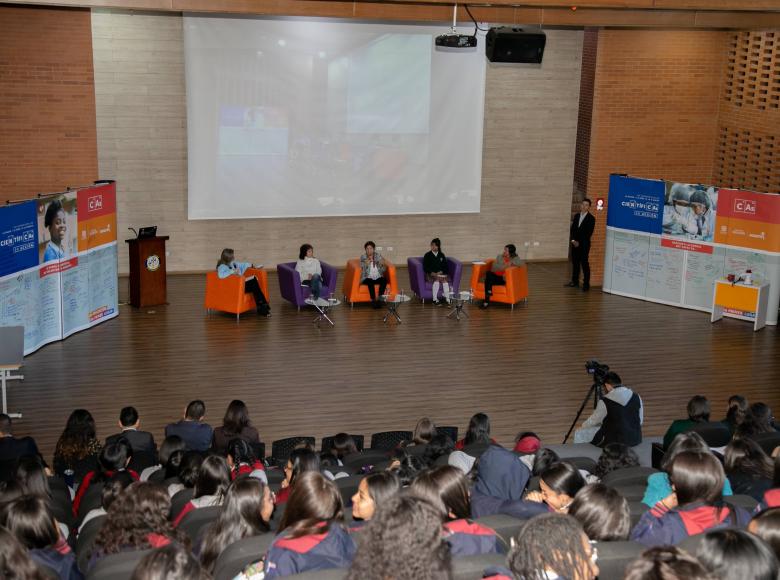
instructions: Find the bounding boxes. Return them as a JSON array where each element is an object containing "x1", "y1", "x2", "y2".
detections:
[
  {"x1": 106, "y1": 406, "x2": 157, "y2": 458},
  {"x1": 0, "y1": 414, "x2": 39, "y2": 481},
  {"x1": 165, "y1": 399, "x2": 213, "y2": 452},
  {"x1": 565, "y1": 198, "x2": 596, "y2": 291}
]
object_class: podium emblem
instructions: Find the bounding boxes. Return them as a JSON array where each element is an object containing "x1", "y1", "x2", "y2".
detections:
[{"x1": 146, "y1": 254, "x2": 161, "y2": 272}]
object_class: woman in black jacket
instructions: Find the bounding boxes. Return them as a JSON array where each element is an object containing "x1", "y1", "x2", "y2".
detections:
[{"x1": 423, "y1": 238, "x2": 451, "y2": 306}]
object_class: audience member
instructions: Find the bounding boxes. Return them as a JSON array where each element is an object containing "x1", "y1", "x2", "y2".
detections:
[
  {"x1": 347, "y1": 495, "x2": 451, "y2": 580},
  {"x1": 211, "y1": 400, "x2": 260, "y2": 454},
  {"x1": 14, "y1": 455, "x2": 51, "y2": 498},
  {"x1": 199, "y1": 477, "x2": 273, "y2": 573},
  {"x1": 455, "y1": 412, "x2": 496, "y2": 453},
  {"x1": 226, "y1": 438, "x2": 266, "y2": 482},
  {"x1": 496, "y1": 514, "x2": 598, "y2": 580},
  {"x1": 1, "y1": 495, "x2": 79, "y2": 580},
  {"x1": 140, "y1": 435, "x2": 186, "y2": 481},
  {"x1": 736, "y1": 402, "x2": 777, "y2": 439},
  {"x1": 327, "y1": 433, "x2": 359, "y2": 460},
  {"x1": 721, "y1": 394, "x2": 748, "y2": 435},
  {"x1": 522, "y1": 462, "x2": 586, "y2": 517},
  {"x1": 531, "y1": 448, "x2": 560, "y2": 476},
  {"x1": 750, "y1": 507, "x2": 780, "y2": 560},
  {"x1": 390, "y1": 453, "x2": 426, "y2": 487},
  {"x1": 238, "y1": 471, "x2": 355, "y2": 579},
  {"x1": 642, "y1": 432, "x2": 733, "y2": 507},
  {"x1": 695, "y1": 528, "x2": 778, "y2": 580},
  {"x1": 78, "y1": 471, "x2": 134, "y2": 533},
  {"x1": 758, "y1": 452, "x2": 780, "y2": 510},
  {"x1": 105, "y1": 406, "x2": 157, "y2": 458},
  {"x1": 91, "y1": 482, "x2": 189, "y2": 568},
  {"x1": 662, "y1": 396, "x2": 711, "y2": 449},
  {"x1": 131, "y1": 543, "x2": 209, "y2": 580},
  {"x1": 513, "y1": 431, "x2": 541, "y2": 457},
  {"x1": 350, "y1": 471, "x2": 400, "y2": 523},
  {"x1": 623, "y1": 546, "x2": 714, "y2": 580},
  {"x1": 575, "y1": 371, "x2": 643, "y2": 447},
  {"x1": 470, "y1": 445, "x2": 530, "y2": 518},
  {"x1": 593, "y1": 442, "x2": 640, "y2": 479},
  {"x1": 409, "y1": 417, "x2": 436, "y2": 446},
  {"x1": 163, "y1": 450, "x2": 187, "y2": 494},
  {"x1": 724, "y1": 437, "x2": 774, "y2": 501},
  {"x1": 53, "y1": 409, "x2": 102, "y2": 484},
  {"x1": 173, "y1": 454, "x2": 231, "y2": 525},
  {"x1": 0, "y1": 525, "x2": 49, "y2": 580},
  {"x1": 423, "y1": 433, "x2": 454, "y2": 466},
  {"x1": 0, "y1": 414, "x2": 39, "y2": 469},
  {"x1": 73, "y1": 438, "x2": 137, "y2": 516},
  {"x1": 631, "y1": 450, "x2": 750, "y2": 546},
  {"x1": 164, "y1": 400, "x2": 213, "y2": 452},
  {"x1": 410, "y1": 465, "x2": 503, "y2": 557},
  {"x1": 275, "y1": 448, "x2": 320, "y2": 505},
  {"x1": 569, "y1": 483, "x2": 630, "y2": 541},
  {"x1": 167, "y1": 451, "x2": 203, "y2": 499}
]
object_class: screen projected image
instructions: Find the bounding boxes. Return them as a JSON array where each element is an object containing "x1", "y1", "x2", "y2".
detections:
[{"x1": 185, "y1": 16, "x2": 486, "y2": 219}]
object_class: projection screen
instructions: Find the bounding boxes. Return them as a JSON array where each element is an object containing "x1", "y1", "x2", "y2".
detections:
[{"x1": 184, "y1": 16, "x2": 486, "y2": 219}]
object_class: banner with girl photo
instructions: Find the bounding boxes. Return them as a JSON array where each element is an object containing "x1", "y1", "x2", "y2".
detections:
[{"x1": 0, "y1": 182, "x2": 119, "y2": 355}]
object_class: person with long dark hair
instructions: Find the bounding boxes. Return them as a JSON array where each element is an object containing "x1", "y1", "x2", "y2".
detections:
[
  {"x1": 568, "y1": 483, "x2": 631, "y2": 542},
  {"x1": 522, "y1": 462, "x2": 586, "y2": 517},
  {"x1": 275, "y1": 448, "x2": 320, "y2": 505},
  {"x1": 328, "y1": 433, "x2": 358, "y2": 461},
  {"x1": 736, "y1": 402, "x2": 777, "y2": 439},
  {"x1": 1, "y1": 496, "x2": 80, "y2": 580},
  {"x1": 296, "y1": 243, "x2": 324, "y2": 301},
  {"x1": 757, "y1": 450, "x2": 780, "y2": 510},
  {"x1": 623, "y1": 546, "x2": 713, "y2": 580},
  {"x1": 750, "y1": 507, "x2": 780, "y2": 561},
  {"x1": 347, "y1": 495, "x2": 451, "y2": 580},
  {"x1": 350, "y1": 472, "x2": 400, "y2": 524},
  {"x1": 631, "y1": 451, "x2": 751, "y2": 546},
  {"x1": 172, "y1": 455, "x2": 231, "y2": 526},
  {"x1": 199, "y1": 477, "x2": 273, "y2": 573},
  {"x1": 423, "y1": 238, "x2": 451, "y2": 305},
  {"x1": 91, "y1": 482, "x2": 188, "y2": 568},
  {"x1": 53, "y1": 409, "x2": 102, "y2": 484},
  {"x1": 212, "y1": 400, "x2": 260, "y2": 454},
  {"x1": 140, "y1": 435, "x2": 186, "y2": 482},
  {"x1": 216, "y1": 248, "x2": 270, "y2": 316},
  {"x1": 0, "y1": 526, "x2": 49, "y2": 580},
  {"x1": 132, "y1": 543, "x2": 209, "y2": 580},
  {"x1": 410, "y1": 466, "x2": 503, "y2": 557},
  {"x1": 593, "y1": 443, "x2": 640, "y2": 479},
  {"x1": 237, "y1": 471, "x2": 355, "y2": 579},
  {"x1": 695, "y1": 528, "x2": 778, "y2": 580},
  {"x1": 226, "y1": 438, "x2": 266, "y2": 482},
  {"x1": 722, "y1": 395, "x2": 748, "y2": 435},
  {"x1": 724, "y1": 438, "x2": 774, "y2": 501},
  {"x1": 480, "y1": 244, "x2": 523, "y2": 308},
  {"x1": 78, "y1": 471, "x2": 134, "y2": 533},
  {"x1": 455, "y1": 413, "x2": 495, "y2": 451}
]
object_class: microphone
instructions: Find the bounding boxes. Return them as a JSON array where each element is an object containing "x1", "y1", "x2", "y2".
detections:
[{"x1": 128, "y1": 227, "x2": 138, "y2": 238}]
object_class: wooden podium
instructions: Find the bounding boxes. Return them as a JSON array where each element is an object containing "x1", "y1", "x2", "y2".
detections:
[{"x1": 126, "y1": 236, "x2": 169, "y2": 307}]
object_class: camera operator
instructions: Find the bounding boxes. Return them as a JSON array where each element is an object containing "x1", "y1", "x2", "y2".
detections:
[{"x1": 574, "y1": 371, "x2": 643, "y2": 447}]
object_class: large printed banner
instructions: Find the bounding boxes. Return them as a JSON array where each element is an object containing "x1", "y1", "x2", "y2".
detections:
[
  {"x1": 604, "y1": 175, "x2": 780, "y2": 325},
  {"x1": 0, "y1": 182, "x2": 119, "y2": 355}
]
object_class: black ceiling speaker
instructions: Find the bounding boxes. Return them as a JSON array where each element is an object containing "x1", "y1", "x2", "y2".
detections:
[{"x1": 485, "y1": 27, "x2": 546, "y2": 64}]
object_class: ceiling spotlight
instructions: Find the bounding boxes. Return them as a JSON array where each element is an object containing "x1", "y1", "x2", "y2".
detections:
[{"x1": 278, "y1": 39, "x2": 286, "y2": 47}]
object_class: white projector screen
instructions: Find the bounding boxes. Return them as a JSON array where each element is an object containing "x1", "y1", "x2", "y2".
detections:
[{"x1": 184, "y1": 16, "x2": 486, "y2": 219}]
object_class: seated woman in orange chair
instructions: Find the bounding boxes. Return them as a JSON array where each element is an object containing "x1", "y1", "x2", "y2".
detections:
[
  {"x1": 216, "y1": 248, "x2": 271, "y2": 317},
  {"x1": 480, "y1": 243, "x2": 523, "y2": 309},
  {"x1": 360, "y1": 241, "x2": 388, "y2": 309}
]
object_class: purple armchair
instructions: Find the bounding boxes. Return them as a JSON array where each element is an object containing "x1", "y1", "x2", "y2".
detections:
[
  {"x1": 407, "y1": 256, "x2": 463, "y2": 303},
  {"x1": 276, "y1": 261, "x2": 338, "y2": 309}
]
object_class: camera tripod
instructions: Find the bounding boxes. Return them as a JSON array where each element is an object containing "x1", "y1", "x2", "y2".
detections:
[{"x1": 562, "y1": 381, "x2": 602, "y2": 444}]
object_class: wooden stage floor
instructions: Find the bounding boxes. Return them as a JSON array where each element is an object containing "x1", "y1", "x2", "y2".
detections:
[{"x1": 11, "y1": 262, "x2": 780, "y2": 460}]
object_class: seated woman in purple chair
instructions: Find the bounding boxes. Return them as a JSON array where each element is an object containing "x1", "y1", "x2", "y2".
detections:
[
  {"x1": 295, "y1": 243, "x2": 323, "y2": 301},
  {"x1": 216, "y1": 248, "x2": 270, "y2": 317},
  {"x1": 423, "y1": 237, "x2": 452, "y2": 306}
]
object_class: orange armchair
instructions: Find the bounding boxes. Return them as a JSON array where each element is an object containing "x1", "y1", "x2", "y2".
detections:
[
  {"x1": 342, "y1": 258, "x2": 399, "y2": 306},
  {"x1": 205, "y1": 268, "x2": 269, "y2": 321},
  {"x1": 469, "y1": 260, "x2": 529, "y2": 308}
]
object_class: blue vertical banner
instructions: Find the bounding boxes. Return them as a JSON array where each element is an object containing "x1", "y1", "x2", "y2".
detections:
[{"x1": 0, "y1": 201, "x2": 38, "y2": 277}]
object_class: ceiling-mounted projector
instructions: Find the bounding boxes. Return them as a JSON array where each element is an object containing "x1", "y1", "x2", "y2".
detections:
[{"x1": 435, "y1": 33, "x2": 477, "y2": 48}]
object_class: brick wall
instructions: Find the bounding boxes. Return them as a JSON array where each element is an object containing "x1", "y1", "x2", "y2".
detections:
[
  {"x1": 584, "y1": 30, "x2": 729, "y2": 284},
  {"x1": 573, "y1": 28, "x2": 598, "y2": 203},
  {"x1": 0, "y1": 5, "x2": 98, "y2": 199},
  {"x1": 92, "y1": 10, "x2": 583, "y2": 273}
]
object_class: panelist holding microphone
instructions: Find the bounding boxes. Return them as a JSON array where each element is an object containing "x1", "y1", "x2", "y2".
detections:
[{"x1": 565, "y1": 198, "x2": 595, "y2": 292}]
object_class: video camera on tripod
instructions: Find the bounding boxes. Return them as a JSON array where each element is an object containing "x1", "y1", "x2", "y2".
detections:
[{"x1": 562, "y1": 359, "x2": 610, "y2": 444}]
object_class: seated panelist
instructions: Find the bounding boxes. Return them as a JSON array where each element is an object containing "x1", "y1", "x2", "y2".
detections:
[
  {"x1": 480, "y1": 244, "x2": 523, "y2": 309},
  {"x1": 423, "y1": 237, "x2": 451, "y2": 306},
  {"x1": 295, "y1": 243, "x2": 323, "y2": 301},
  {"x1": 216, "y1": 248, "x2": 270, "y2": 317},
  {"x1": 360, "y1": 241, "x2": 388, "y2": 309}
]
